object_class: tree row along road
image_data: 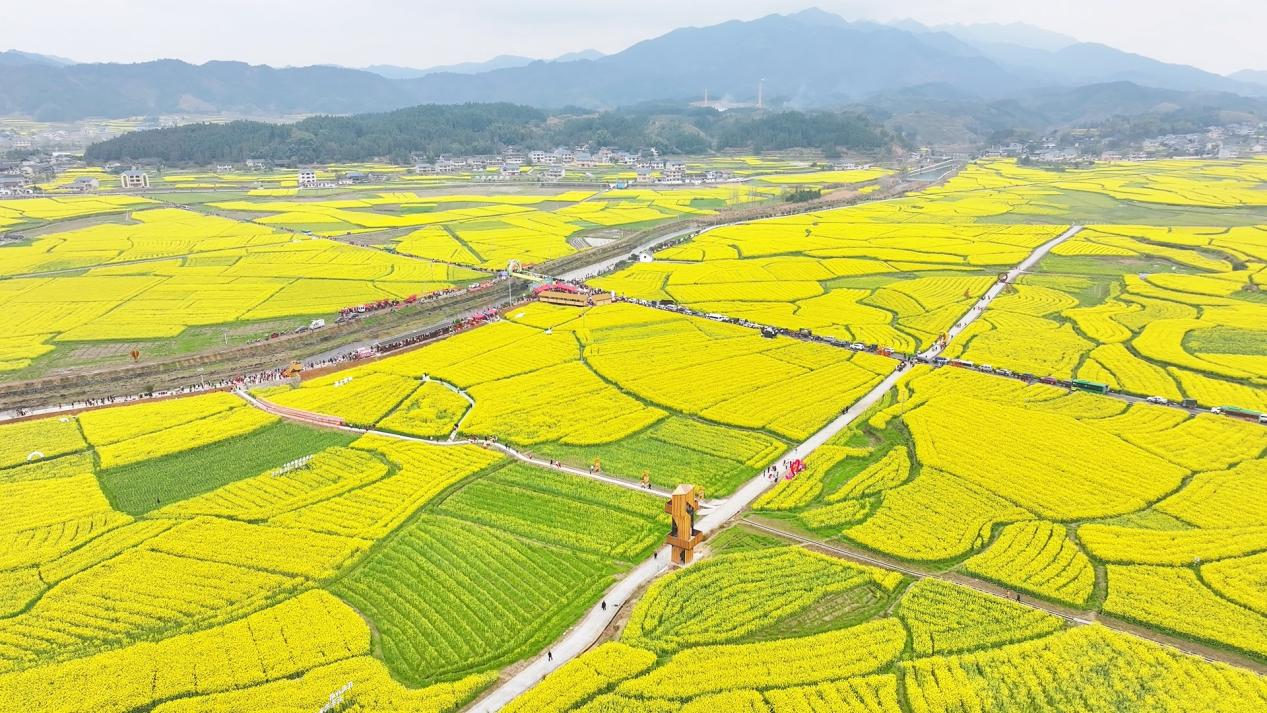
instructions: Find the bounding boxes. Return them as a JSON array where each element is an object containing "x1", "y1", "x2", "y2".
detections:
[{"x1": 472, "y1": 223, "x2": 1086, "y2": 712}]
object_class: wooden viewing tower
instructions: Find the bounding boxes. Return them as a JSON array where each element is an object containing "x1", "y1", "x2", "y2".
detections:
[{"x1": 665, "y1": 484, "x2": 705, "y2": 565}]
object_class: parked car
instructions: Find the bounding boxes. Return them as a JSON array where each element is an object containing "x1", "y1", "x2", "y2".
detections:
[{"x1": 1146, "y1": 396, "x2": 1169, "y2": 405}]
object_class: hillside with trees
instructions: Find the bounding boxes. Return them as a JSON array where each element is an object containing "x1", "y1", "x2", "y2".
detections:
[{"x1": 84, "y1": 104, "x2": 895, "y2": 164}]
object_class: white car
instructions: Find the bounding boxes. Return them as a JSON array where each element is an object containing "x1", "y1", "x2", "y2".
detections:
[
  {"x1": 850, "y1": 343, "x2": 866, "y2": 351},
  {"x1": 1146, "y1": 396, "x2": 1168, "y2": 405},
  {"x1": 996, "y1": 368, "x2": 1013, "y2": 377},
  {"x1": 978, "y1": 364, "x2": 995, "y2": 373}
]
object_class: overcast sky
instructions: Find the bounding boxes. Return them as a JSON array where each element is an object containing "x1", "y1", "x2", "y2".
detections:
[{"x1": 4, "y1": 0, "x2": 1264, "y2": 74}]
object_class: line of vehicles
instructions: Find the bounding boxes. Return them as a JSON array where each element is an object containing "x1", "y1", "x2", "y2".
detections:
[
  {"x1": 936, "y1": 360, "x2": 1264, "y2": 423},
  {"x1": 938, "y1": 359, "x2": 1266, "y2": 422},
  {"x1": 629, "y1": 297, "x2": 1267, "y2": 426}
]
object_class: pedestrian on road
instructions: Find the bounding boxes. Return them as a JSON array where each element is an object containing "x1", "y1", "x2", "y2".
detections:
[
  {"x1": 601, "y1": 600, "x2": 607, "y2": 611},
  {"x1": 547, "y1": 650, "x2": 553, "y2": 662}
]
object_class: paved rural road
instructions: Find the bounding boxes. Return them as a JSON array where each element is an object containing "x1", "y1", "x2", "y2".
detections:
[
  {"x1": 305, "y1": 219, "x2": 697, "y2": 363},
  {"x1": 477, "y1": 222, "x2": 1088, "y2": 711},
  {"x1": 556, "y1": 223, "x2": 716, "y2": 282},
  {"x1": 234, "y1": 385, "x2": 677, "y2": 500},
  {"x1": 468, "y1": 376, "x2": 905, "y2": 712},
  {"x1": 919, "y1": 224, "x2": 1083, "y2": 359}
]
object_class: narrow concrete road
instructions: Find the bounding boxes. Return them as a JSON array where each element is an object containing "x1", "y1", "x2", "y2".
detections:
[
  {"x1": 556, "y1": 223, "x2": 712, "y2": 281},
  {"x1": 472, "y1": 547, "x2": 672, "y2": 713},
  {"x1": 0, "y1": 380, "x2": 287, "y2": 423},
  {"x1": 473, "y1": 351, "x2": 911, "y2": 712},
  {"x1": 920, "y1": 225, "x2": 1082, "y2": 360},
  {"x1": 234, "y1": 387, "x2": 676, "y2": 500},
  {"x1": 481, "y1": 223, "x2": 1088, "y2": 711},
  {"x1": 434, "y1": 378, "x2": 476, "y2": 440}
]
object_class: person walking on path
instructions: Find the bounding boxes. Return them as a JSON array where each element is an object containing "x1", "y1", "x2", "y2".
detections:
[
  {"x1": 547, "y1": 650, "x2": 553, "y2": 662},
  {"x1": 601, "y1": 600, "x2": 607, "y2": 612}
]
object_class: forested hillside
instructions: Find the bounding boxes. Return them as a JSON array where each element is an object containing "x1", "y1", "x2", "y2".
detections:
[{"x1": 84, "y1": 104, "x2": 894, "y2": 163}]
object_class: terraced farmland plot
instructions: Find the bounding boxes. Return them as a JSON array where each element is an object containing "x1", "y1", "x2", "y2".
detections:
[
  {"x1": 0, "y1": 194, "x2": 156, "y2": 232},
  {"x1": 956, "y1": 224, "x2": 1267, "y2": 410},
  {"x1": 333, "y1": 513, "x2": 620, "y2": 684},
  {"x1": 751, "y1": 365, "x2": 1267, "y2": 658},
  {"x1": 0, "y1": 590, "x2": 376, "y2": 713},
  {"x1": 511, "y1": 535, "x2": 1267, "y2": 712},
  {"x1": 261, "y1": 300, "x2": 891, "y2": 494},
  {"x1": 861, "y1": 159, "x2": 1267, "y2": 226},
  {"x1": 0, "y1": 384, "x2": 676, "y2": 708},
  {"x1": 0, "y1": 208, "x2": 484, "y2": 377},
  {"x1": 594, "y1": 218, "x2": 1058, "y2": 352},
  {"x1": 333, "y1": 459, "x2": 666, "y2": 684},
  {"x1": 11, "y1": 157, "x2": 1267, "y2": 710},
  {"x1": 212, "y1": 185, "x2": 778, "y2": 268},
  {"x1": 435, "y1": 463, "x2": 668, "y2": 559}
]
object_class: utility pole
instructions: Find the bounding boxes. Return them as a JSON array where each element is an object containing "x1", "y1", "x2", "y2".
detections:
[{"x1": 507, "y1": 259, "x2": 521, "y2": 304}]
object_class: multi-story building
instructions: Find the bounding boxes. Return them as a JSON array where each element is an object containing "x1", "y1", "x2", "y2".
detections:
[{"x1": 120, "y1": 170, "x2": 149, "y2": 189}]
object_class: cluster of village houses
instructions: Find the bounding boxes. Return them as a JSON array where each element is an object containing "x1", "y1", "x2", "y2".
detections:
[
  {"x1": 0, "y1": 144, "x2": 739, "y2": 197},
  {"x1": 984, "y1": 122, "x2": 1267, "y2": 164},
  {"x1": 410, "y1": 146, "x2": 732, "y2": 185}
]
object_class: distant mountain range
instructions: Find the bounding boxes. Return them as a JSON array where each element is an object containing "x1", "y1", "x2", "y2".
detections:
[
  {"x1": 361, "y1": 50, "x2": 605, "y2": 79},
  {"x1": 903, "y1": 21, "x2": 1079, "y2": 52},
  {"x1": 862, "y1": 80, "x2": 1265, "y2": 145},
  {"x1": 0, "y1": 49, "x2": 74, "y2": 68},
  {"x1": 1, "y1": 9, "x2": 1264, "y2": 125},
  {"x1": 1232, "y1": 70, "x2": 1267, "y2": 88}
]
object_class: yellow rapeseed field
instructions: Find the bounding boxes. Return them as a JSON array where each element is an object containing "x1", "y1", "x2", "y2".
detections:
[
  {"x1": 0, "y1": 209, "x2": 485, "y2": 372},
  {"x1": 7, "y1": 158, "x2": 1267, "y2": 708}
]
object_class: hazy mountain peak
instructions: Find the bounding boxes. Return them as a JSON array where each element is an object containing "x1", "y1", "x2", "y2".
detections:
[
  {"x1": 554, "y1": 49, "x2": 605, "y2": 63},
  {"x1": 786, "y1": 7, "x2": 852, "y2": 27},
  {"x1": 0, "y1": 49, "x2": 75, "y2": 67},
  {"x1": 1230, "y1": 69, "x2": 1267, "y2": 87},
  {"x1": 1, "y1": 11, "x2": 1262, "y2": 121},
  {"x1": 927, "y1": 21, "x2": 1079, "y2": 51},
  {"x1": 365, "y1": 55, "x2": 535, "y2": 79},
  {"x1": 363, "y1": 48, "x2": 606, "y2": 79}
]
